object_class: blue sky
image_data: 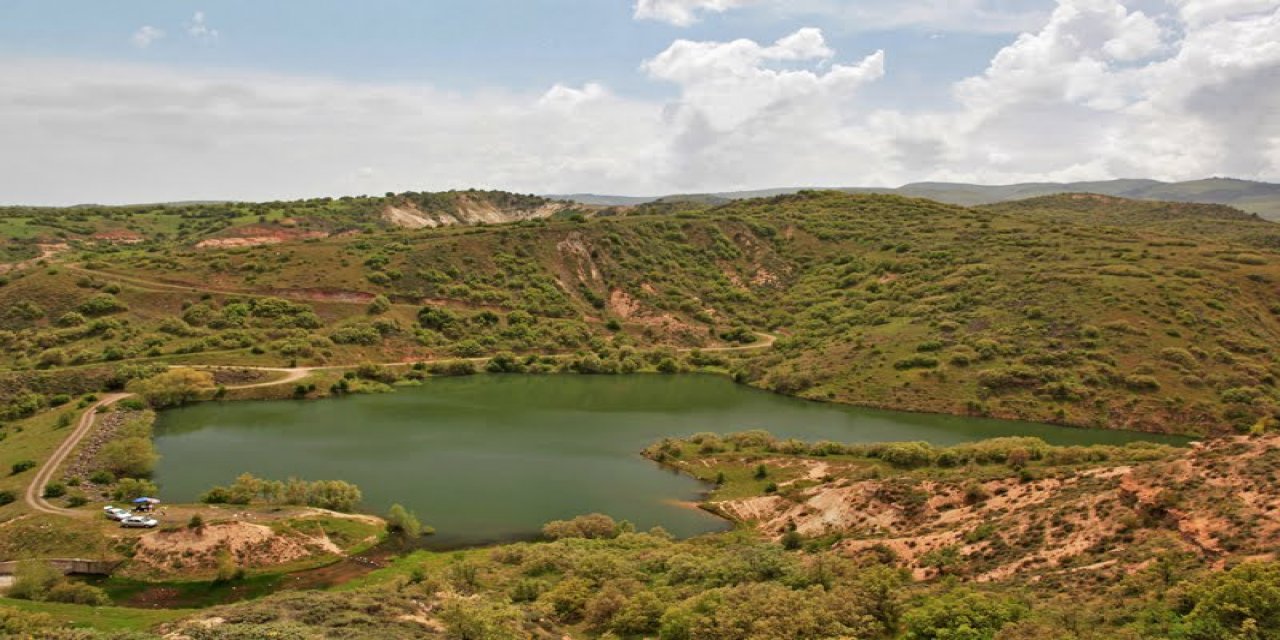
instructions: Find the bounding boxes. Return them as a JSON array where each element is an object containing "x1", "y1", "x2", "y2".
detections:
[
  {"x1": 0, "y1": 0, "x2": 1277, "y2": 204},
  {"x1": 0, "y1": 1, "x2": 1019, "y2": 105}
]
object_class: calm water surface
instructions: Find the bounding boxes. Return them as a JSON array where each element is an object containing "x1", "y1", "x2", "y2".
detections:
[{"x1": 153, "y1": 374, "x2": 1185, "y2": 546}]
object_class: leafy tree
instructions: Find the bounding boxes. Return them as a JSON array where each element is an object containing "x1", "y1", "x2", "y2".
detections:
[
  {"x1": 542, "y1": 513, "x2": 620, "y2": 540},
  {"x1": 113, "y1": 477, "x2": 158, "y2": 501},
  {"x1": 98, "y1": 437, "x2": 157, "y2": 478},
  {"x1": 126, "y1": 368, "x2": 214, "y2": 408},
  {"x1": 386, "y1": 503, "x2": 423, "y2": 538},
  {"x1": 903, "y1": 588, "x2": 1027, "y2": 640},
  {"x1": 1176, "y1": 562, "x2": 1280, "y2": 640},
  {"x1": 7, "y1": 561, "x2": 62, "y2": 601}
]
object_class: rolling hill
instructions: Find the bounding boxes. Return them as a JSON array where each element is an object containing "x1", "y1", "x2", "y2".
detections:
[
  {"x1": 2, "y1": 190, "x2": 1279, "y2": 436},
  {"x1": 557, "y1": 177, "x2": 1280, "y2": 220}
]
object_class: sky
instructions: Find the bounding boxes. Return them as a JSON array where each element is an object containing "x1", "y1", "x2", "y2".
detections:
[{"x1": 0, "y1": 0, "x2": 1278, "y2": 205}]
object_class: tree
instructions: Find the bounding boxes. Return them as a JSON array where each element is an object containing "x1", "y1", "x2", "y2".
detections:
[
  {"x1": 7, "y1": 561, "x2": 61, "y2": 601},
  {"x1": 214, "y1": 549, "x2": 242, "y2": 583},
  {"x1": 903, "y1": 588, "x2": 1027, "y2": 640},
  {"x1": 1177, "y1": 562, "x2": 1280, "y2": 640},
  {"x1": 542, "y1": 514, "x2": 620, "y2": 540},
  {"x1": 113, "y1": 477, "x2": 158, "y2": 501},
  {"x1": 98, "y1": 437, "x2": 157, "y2": 478},
  {"x1": 306, "y1": 479, "x2": 362, "y2": 512},
  {"x1": 386, "y1": 503, "x2": 422, "y2": 538},
  {"x1": 126, "y1": 368, "x2": 214, "y2": 408}
]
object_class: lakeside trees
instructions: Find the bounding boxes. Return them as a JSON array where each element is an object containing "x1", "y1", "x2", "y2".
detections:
[
  {"x1": 126, "y1": 368, "x2": 214, "y2": 408},
  {"x1": 200, "y1": 473, "x2": 363, "y2": 513}
]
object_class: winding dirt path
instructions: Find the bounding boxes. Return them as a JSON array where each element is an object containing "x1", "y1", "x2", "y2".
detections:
[{"x1": 25, "y1": 393, "x2": 130, "y2": 516}]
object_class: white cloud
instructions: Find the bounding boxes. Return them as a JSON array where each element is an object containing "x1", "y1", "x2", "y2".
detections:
[
  {"x1": 537, "y1": 83, "x2": 611, "y2": 110},
  {"x1": 130, "y1": 26, "x2": 165, "y2": 49},
  {"x1": 187, "y1": 11, "x2": 219, "y2": 44},
  {"x1": 637, "y1": 0, "x2": 1054, "y2": 34},
  {"x1": 0, "y1": 60, "x2": 663, "y2": 204},
  {"x1": 634, "y1": 0, "x2": 757, "y2": 26},
  {"x1": 2, "y1": 1, "x2": 1279, "y2": 205}
]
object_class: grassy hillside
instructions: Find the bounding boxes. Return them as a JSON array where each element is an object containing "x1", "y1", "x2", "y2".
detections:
[
  {"x1": 0, "y1": 189, "x2": 586, "y2": 252},
  {"x1": 567, "y1": 177, "x2": 1280, "y2": 220},
  {"x1": 2, "y1": 191, "x2": 1279, "y2": 435}
]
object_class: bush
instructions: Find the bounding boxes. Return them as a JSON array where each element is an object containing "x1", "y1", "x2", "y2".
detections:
[
  {"x1": 44, "y1": 581, "x2": 110, "y2": 606},
  {"x1": 113, "y1": 477, "x2": 158, "y2": 501},
  {"x1": 0, "y1": 490, "x2": 15, "y2": 506},
  {"x1": 126, "y1": 369, "x2": 214, "y2": 408},
  {"x1": 903, "y1": 588, "x2": 1027, "y2": 639},
  {"x1": 542, "y1": 514, "x2": 621, "y2": 540},
  {"x1": 10, "y1": 459, "x2": 36, "y2": 475},
  {"x1": 7, "y1": 561, "x2": 62, "y2": 601},
  {"x1": 1176, "y1": 562, "x2": 1280, "y2": 639},
  {"x1": 42, "y1": 483, "x2": 66, "y2": 499},
  {"x1": 367, "y1": 295, "x2": 392, "y2": 315},
  {"x1": 386, "y1": 503, "x2": 423, "y2": 538},
  {"x1": 76, "y1": 293, "x2": 127, "y2": 316},
  {"x1": 1124, "y1": 374, "x2": 1161, "y2": 392},
  {"x1": 99, "y1": 437, "x2": 158, "y2": 478},
  {"x1": 895, "y1": 355, "x2": 939, "y2": 370},
  {"x1": 329, "y1": 324, "x2": 383, "y2": 345}
]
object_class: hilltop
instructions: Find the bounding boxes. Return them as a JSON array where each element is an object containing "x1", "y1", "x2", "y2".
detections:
[
  {"x1": 558, "y1": 177, "x2": 1280, "y2": 220},
  {"x1": 1, "y1": 190, "x2": 1278, "y2": 435}
]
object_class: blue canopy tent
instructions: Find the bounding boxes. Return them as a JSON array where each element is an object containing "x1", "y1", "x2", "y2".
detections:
[{"x1": 131, "y1": 497, "x2": 160, "y2": 511}]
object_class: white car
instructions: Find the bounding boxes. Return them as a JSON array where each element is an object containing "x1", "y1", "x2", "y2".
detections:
[
  {"x1": 120, "y1": 515, "x2": 158, "y2": 528},
  {"x1": 103, "y1": 506, "x2": 131, "y2": 521}
]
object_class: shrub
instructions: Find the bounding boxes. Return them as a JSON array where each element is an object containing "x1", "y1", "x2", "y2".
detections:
[
  {"x1": 542, "y1": 513, "x2": 620, "y2": 540},
  {"x1": 7, "y1": 561, "x2": 62, "y2": 601},
  {"x1": 0, "y1": 490, "x2": 15, "y2": 506},
  {"x1": 113, "y1": 478, "x2": 158, "y2": 501},
  {"x1": 10, "y1": 459, "x2": 36, "y2": 475},
  {"x1": 329, "y1": 324, "x2": 383, "y2": 345},
  {"x1": 367, "y1": 295, "x2": 392, "y2": 315},
  {"x1": 42, "y1": 483, "x2": 66, "y2": 499},
  {"x1": 76, "y1": 293, "x2": 127, "y2": 316},
  {"x1": 895, "y1": 355, "x2": 939, "y2": 370},
  {"x1": 386, "y1": 503, "x2": 423, "y2": 538},
  {"x1": 126, "y1": 369, "x2": 214, "y2": 408},
  {"x1": 99, "y1": 437, "x2": 158, "y2": 478},
  {"x1": 1124, "y1": 374, "x2": 1161, "y2": 392},
  {"x1": 903, "y1": 588, "x2": 1027, "y2": 639}
]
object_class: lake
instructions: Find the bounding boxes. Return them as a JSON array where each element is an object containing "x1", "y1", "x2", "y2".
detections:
[{"x1": 153, "y1": 374, "x2": 1187, "y2": 546}]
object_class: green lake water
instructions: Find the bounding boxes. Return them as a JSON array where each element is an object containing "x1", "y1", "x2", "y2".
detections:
[{"x1": 153, "y1": 374, "x2": 1187, "y2": 546}]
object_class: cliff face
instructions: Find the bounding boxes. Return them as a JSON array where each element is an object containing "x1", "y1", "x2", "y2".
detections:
[{"x1": 380, "y1": 192, "x2": 574, "y2": 229}]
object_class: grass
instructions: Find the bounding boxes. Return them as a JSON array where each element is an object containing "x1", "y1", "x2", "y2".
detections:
[
  {"x1": 90, "y1": 574, "x2": 288, "y2": 609},
  {"x1": 0, "y1": 597, "x2": 187, "y2": 631},
  {"x1": 0, "y1": 403, "x2": 85, "y2": 520}
]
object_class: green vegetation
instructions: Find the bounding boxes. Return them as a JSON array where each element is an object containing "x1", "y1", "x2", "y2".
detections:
[
  {"x1": 4, "y1": 190, "x2": 1278, "y2": 435},
  {"x1": 7, "y1": 560, "x2": 110, "y2": 606},
  {"x1": 385, "y1": 503, "x2": 425, "y2": 539},
  {"x1": 3, "y1": 189, "x2": 1280, "y2": 637},
  {"x1": 200, "y1": 473, "x2": 363, "y2": 512}
]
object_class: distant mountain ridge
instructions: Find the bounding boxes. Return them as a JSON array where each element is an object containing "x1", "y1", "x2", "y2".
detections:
[{"x1": 555, "y1": 177, "x2": 1280, "y2": 220}]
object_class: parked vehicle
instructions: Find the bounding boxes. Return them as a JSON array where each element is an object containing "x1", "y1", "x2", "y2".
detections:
[
  {"x1": 120, "y1": 515, "x2": 158, "y2": 528},
  {"x1": 103, "y1": 506, "x2": 131, "y2": 521}
]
